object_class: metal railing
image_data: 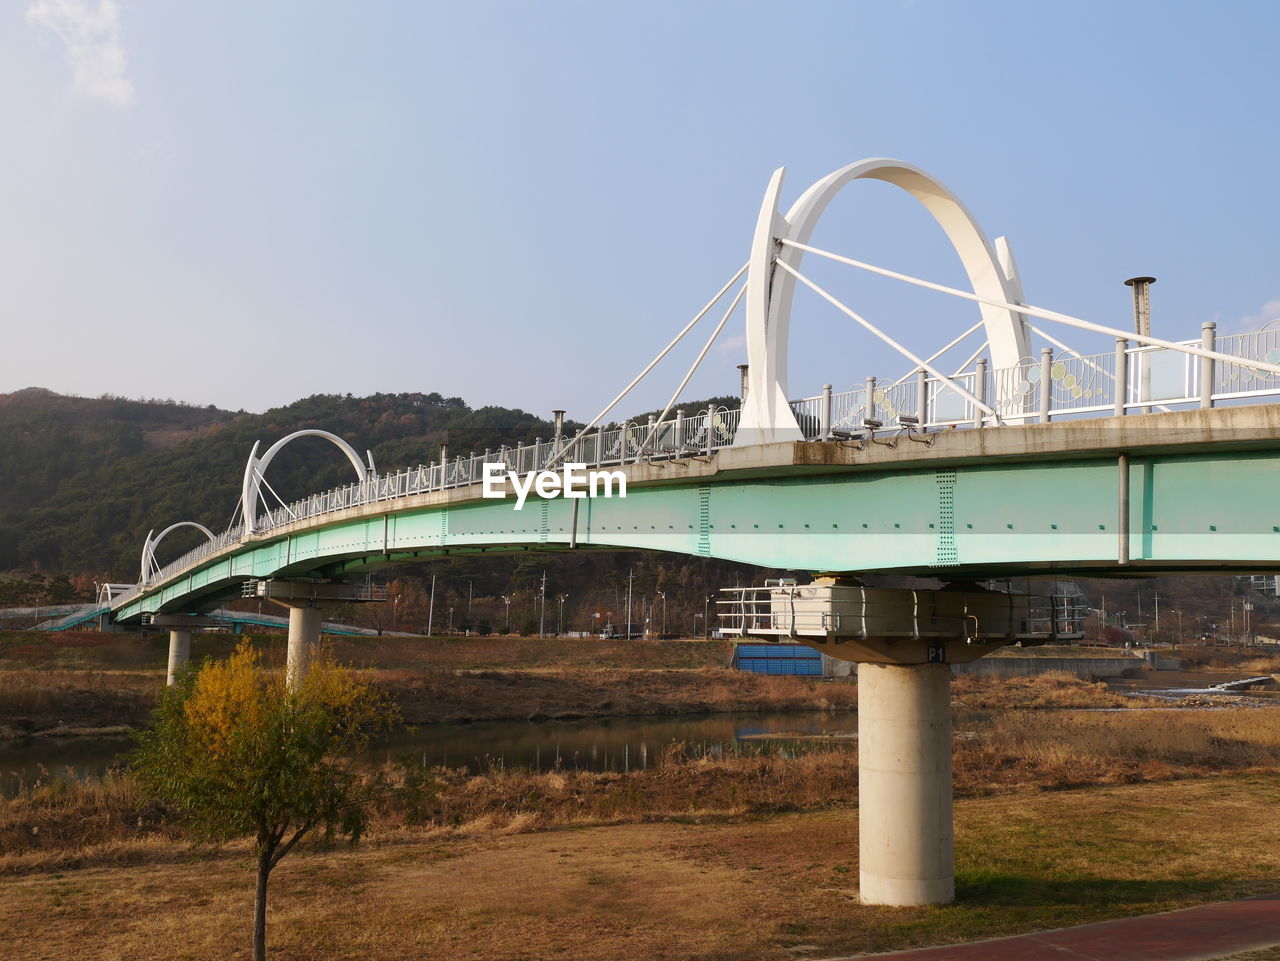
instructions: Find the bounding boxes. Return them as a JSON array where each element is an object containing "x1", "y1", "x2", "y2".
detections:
[{"x1": 112, "y1": 322, "x2": 1280, "y2": 610}]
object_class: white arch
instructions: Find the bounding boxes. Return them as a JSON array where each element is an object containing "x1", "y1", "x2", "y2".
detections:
[
  {"x1": 241, "y1": 429, "x2": 374, "y2": 537},
  {"x1": 737, "y1": 158, "x2": 1031, "y2": 444},
  {"x1": 141, "y1": 521, "x2": 215, "y2": 585}
]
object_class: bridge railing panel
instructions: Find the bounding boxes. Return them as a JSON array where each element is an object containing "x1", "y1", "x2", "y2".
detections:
[
  {"x1": 992, "y1": 362, "x2": 1038, "y2": 418},
  {"x1": 1042, "y1": 350, "x2": 1115, "y2": 415},
  {"x1": 1125, "y1": 342, "x2": 1198, "y2": 407},
  {"x1": 829, "y1": 387, "x2": 870, "y2": 433},
  {"x1": 926, "y1": 372, "x2": 977, "y2": 426},
  {"x1": 876, "y1": 377, "x2": 919, "y2": 423},
  {"x1": 1215, "y1": 329, "x2": 1280, "y2": 400}
]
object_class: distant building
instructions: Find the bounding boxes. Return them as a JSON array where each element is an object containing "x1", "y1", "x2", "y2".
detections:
[{"x1": 1240, "y1": 575, "x2": 1279, "y2": 597}]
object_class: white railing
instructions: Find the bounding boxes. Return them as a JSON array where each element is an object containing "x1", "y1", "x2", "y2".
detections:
[{"x1": 112, "y1": 323, "x2": 1280, "y2": 611}]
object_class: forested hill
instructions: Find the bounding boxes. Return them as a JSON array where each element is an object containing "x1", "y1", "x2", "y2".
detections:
[{"x1": 0, "y1": 388, "x2": 737, "y2": 582}]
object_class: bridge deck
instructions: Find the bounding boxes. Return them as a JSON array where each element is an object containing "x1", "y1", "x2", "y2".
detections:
[{"x1": 113, "y1": 405, "x2": 1280, "y2": 622}]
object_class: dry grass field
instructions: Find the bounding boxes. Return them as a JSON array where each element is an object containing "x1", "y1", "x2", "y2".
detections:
[{"x1": 5, "y1": 775, "x2": 1280, "y2": 960}]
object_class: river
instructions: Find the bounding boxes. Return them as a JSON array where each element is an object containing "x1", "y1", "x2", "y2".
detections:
[{"x1": 0, "y1": 711, "x2": 861, "y2": 798}]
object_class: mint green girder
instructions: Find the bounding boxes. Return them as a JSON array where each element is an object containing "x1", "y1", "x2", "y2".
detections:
[{"x1": 114, "y1": 449, "x2": 1280, "y2": 621}]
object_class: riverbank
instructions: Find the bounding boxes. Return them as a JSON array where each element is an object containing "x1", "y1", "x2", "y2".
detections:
[
  {"x1": 0, "y1": 626, "x2": 1214, "y2": 738},
  {"x1": 9, "y1": 702, "x2": 1280, "y2": 865},
  {"x1": 6, "y1": 770, "x2": 1280, "y2": 959}
]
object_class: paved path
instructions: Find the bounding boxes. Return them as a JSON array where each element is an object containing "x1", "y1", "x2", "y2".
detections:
[{"x1": 833, "y1": 894, "x2": 1280, "y2": 961}]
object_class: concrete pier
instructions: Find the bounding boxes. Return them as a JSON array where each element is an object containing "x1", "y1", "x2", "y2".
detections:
[
  {"x1": 857, "y1": 661, "x2": 954, "y2": 906},
  {"x1": 286, "y1": 605, "x2": 322, "y2": 688},
  {"x1": 166, "y1": 629, "x2": 191, "y2": 685}
]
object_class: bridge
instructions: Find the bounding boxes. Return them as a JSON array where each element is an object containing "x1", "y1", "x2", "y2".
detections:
[{"x1": 96, "y1": 158, "x2": 1280, "y2": 908}]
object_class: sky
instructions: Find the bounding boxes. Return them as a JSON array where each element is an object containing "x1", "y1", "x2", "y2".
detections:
[{"x1": 4, "y1": 0, "x2": 1280, "y2": 422}]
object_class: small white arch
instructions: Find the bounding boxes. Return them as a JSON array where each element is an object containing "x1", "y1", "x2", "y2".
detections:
[
  {"x1": 241, "y1": 429, "x2": 374, "y2": 537},
  {"x1": 141, "y1": 521, "x2": 215, "y2": 585},
  {"x1": 737, "y1": 158, "x2": 1031, "y2": 443}
]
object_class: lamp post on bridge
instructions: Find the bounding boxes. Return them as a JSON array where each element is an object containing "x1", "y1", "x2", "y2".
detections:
[{"x1": 501, "y1": 595, "x2": 512, "y2": 634}]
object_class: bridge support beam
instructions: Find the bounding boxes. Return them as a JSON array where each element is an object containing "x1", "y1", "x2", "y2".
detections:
[
  {"x1": 857, "y1": 661, "x2": 954, "y2": 906},
  {"x1": 285, "y1": 604, "x2": 323, "y2": 689},
  {"x1": 166, "y1": 630, "x2": 192, "y2": 686}
]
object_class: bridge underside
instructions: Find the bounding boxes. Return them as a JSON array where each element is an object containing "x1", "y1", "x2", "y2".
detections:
[{"x1": 115, "y1": 407, "x2": 1280, "y2": 622}]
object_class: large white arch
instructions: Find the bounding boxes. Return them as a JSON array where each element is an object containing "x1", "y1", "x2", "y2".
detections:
[
  {"x1": 141, "y1": 521, "x2": 215, "y2": 585},
  {"x1": 737, "y1": 159, "x2": 1031, "y2": 444},
  {"x1": 241, "y1": 430, "x2": 374, "y2": 537}
]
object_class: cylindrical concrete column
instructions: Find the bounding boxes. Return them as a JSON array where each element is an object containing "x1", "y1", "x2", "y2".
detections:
[
  {"x1": 858, "y1": 662, "x2": 954, "y2": 906},
  {"x1": 287, "y1": 605, "x2": 323, "y2": 688},
  {"x1": 166, "y1": 630, "x2": 192, "y2": 686}
]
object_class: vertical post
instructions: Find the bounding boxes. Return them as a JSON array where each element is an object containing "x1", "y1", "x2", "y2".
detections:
[
  {"x1": 674, "y1": 409, "x2": 684, "y2": 450},
  {"x1": 286, "y1": 605, "x2": 322, "y2": 689},
  {"x1": 596, "y1": 424, "x2": 605, "y2": 467},
  {"x1": 821, "y1": 384, "x2": 833, "y2": 440},
  {"x1": 166, "y1": 629, "x2": 192, "y2": 686},
  {"x1": 737, "y1": 364, "x2": 750, "y2": 401},
  {"x1": 552, "y1": 409, "x2": 565, "y2": 441},
  {"x1": 915, "y1": 370, "x2": 927, "y2": 427},
  {"x1": 706, "y1": 404, "x2": 716, "y2": 455},
  {"x1": 1115, "y1": 338, "x2": 1129, "y2": 416},
  {"x1": 858, "y1": 662, "x2": 954, "y2": 905},
  {"x1": 1039, "y1": 347, "x2": 1053, "y2": 423},
  {"x1": 973, "y1": 359, "x2": 987, "y2": 428},
  {"x1": 427, "y1": 574, "x2": 436, "y2": 637},
  {"x1": 1201, "y1": 321, "x2": 1216, "y2": 409},
  {"x1": 865, "y1": 376, "x2": 877, "y2": 423},
  {"x1": 1118, "y1": 453, "x2": 1130, "y2": 567}
]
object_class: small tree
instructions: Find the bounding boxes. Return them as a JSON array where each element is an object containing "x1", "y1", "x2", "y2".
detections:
[{"x1": 132, "y1": 641, "x2": 398, "y2": 961}]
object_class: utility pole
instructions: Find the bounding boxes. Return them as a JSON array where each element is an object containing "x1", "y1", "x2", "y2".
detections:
[
  {"x1": 426, "y1": 574, "x2": 436, "y2": 637},
  {"x1": 704, "y1": 594, "x2": 712, "y2": 639},
  {"x1": 502, "y1": 594, "x2": 511, "y2": 633},
  {"x1": 468, "y1": 580, "x2": 473, "y2": 617},
  {"x1": 626, "y1": 567, "x2": 634, "y2": 640},
  {"x1": 558, "y1": 594, "x2": 568, "y2": 635}
]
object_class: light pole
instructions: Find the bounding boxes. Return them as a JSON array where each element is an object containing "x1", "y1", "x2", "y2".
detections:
[
  {"x1": 539, "y1": 571, "x2": 547, "y2": 638},
  {"x1": 558, "y1": 594, "x2": 568, "y2": 636},
  {"x1": 704, "y1": 594, "x2": 713, "y2": 639},
  {"x1": 501, "y1": 595, "x2": 511, "y2": 633},
  {"x1": 693, "y1": 612, "x2": 703, "y2": 637},
  {"x1": 657, "y1": 591, "x2": 666, "y2": 637},
  {"x1": 1170, "y1": 609, "x2": 1183, "y2": 644}
]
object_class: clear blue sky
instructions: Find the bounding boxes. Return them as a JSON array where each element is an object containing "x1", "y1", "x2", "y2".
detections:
[{"x1": 5, "y1": 0, "x2": 1279, "y2": 420}]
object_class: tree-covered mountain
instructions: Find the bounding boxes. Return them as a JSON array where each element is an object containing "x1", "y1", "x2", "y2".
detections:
[{"x1": 0, "y1": 387, "x2": 743, "y2": 585}]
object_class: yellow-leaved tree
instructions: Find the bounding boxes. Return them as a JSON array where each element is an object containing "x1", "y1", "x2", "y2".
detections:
[{"x1": 132, "y1": 640, "x2": 398, "y2": 961}]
